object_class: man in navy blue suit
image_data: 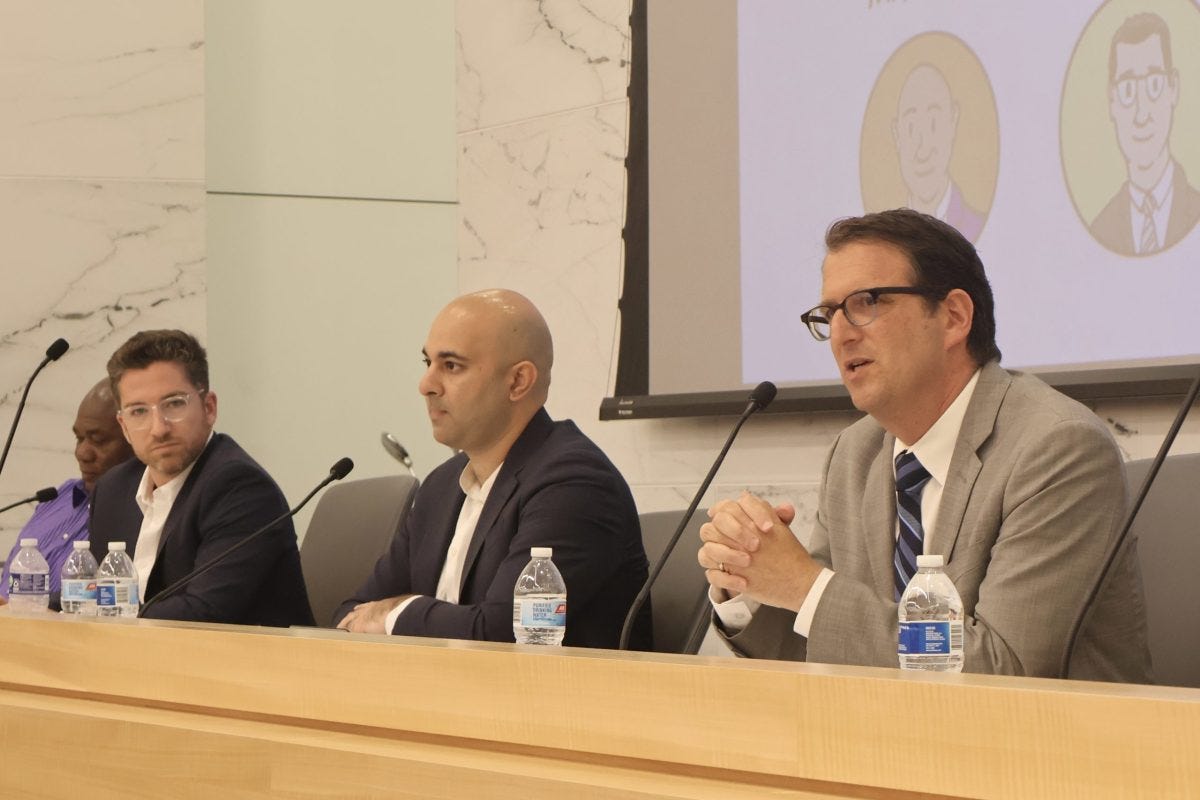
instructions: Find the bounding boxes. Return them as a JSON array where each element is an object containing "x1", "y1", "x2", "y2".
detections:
[
  {"x1": 335, "y1": 290, "x2": 650, "y2": 649},
  {"x1": 89, "y1": 329, "x2": 313, "y2": 626}
]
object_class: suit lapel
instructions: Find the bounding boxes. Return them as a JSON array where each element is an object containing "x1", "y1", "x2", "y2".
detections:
[
  {"x1": 935, "y1": 362, "x2": 1010, "y2": 561},
  {"x1": 457, "y1": 408, "x2": 554, "y2": 597},
  {"x1": 151, "y1": 434, "x2": 220, "y2": 585},
  {"x1": 418, "y1": 465, "x2": 467, "y2": 595},
  {"x1": 864, "y1": 433, "x2": 900, "y2": 598},
  {"x1": 459, "y1": 470, "x2": 518, "y2": 595}
]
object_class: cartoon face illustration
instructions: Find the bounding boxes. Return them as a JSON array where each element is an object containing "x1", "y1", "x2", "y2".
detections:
[
  {"x1": 1108, "y1": 21, "x2": 1179, "y2": 189},
  {"x1": 892, "y1": 64, "x2": 959, "y2": 210}
]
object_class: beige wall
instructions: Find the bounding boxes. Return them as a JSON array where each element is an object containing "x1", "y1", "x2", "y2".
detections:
[{"x1": 205, "y1": 1, "x2": 458, "y2": 531}]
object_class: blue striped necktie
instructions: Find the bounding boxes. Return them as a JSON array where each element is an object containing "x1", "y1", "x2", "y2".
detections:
[{"x1": 894, "y1": 450, "x2": 932, "y2": 601}]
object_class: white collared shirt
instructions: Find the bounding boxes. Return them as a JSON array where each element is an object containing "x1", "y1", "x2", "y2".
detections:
[
  {"x1": 130, "y1": 432, "x2": 213, "y2": 589},
  {"x1": 713, "y1": 370, "x2": 982, "y2": 637},
  {"x1": 384, "y1": 462, "x2": 502, "y2": 633}
]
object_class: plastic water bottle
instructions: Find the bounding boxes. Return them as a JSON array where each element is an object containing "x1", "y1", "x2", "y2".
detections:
[
  {"x1": 61, "y1": 540, "x2": 100, "y2": 616},
  {"x1": 898, "y1": 554, "x2": 964, "y2": 672},
  {"x1": 7, "y1": 538, "x2": 50, "y2": 612},
  {"x1": 512, "y1": 546, "x2": 567, "y2": 645},
  {"x1": 96, "y1": 542, "x2": 139, "y2": 617}
]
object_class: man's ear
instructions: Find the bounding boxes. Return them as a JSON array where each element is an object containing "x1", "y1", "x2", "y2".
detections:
[
  {"x1": 942, "y1": 288, "x2": 974, "y2": 351},
  {"x1": 508, "y1": 361, "x2": 538, "y2": 402}
]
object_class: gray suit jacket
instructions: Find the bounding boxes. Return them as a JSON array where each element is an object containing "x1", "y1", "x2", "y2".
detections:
[{"x1": 725, "y1": 362, "x2": 1153, "y2": 683}]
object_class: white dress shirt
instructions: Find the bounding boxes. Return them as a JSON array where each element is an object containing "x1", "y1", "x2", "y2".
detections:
[
  {"x1": 130, "y1": 433, "x2": 212, "y2": 589},
  {"x1": 713, "y1": 370, "x2": 981, "y2": 637},
  {"x1": 384, "y1": 462, "x2": 502, "y2": 633}
]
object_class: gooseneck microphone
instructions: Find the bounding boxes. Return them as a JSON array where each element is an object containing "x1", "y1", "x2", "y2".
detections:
[
  {"x1": 0, "y1": 486, "x2": 59, "y2": 515},
  {"x1": 0, "y1": 338, "x2": 70, "y2": 480},
  {"x1": 381, "y1": 432, "x2": 418, "y2": 479},
  {"x1": 618, "y1": 381, "x2": 778, "y2": 650},
  {"x1": 139, "y1": 457, "x2": 354, "y2": 616},
  {"x1": 1060, "y1": 369, "x2": 1200, "y2": 678}
]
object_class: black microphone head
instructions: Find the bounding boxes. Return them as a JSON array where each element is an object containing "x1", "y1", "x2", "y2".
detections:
[
  {"x1": 34, "y1": 486, "x2": 58, "y2": 503},
  {"x1": 45, "y1": 338, "x2": 69, "y2": 361},
  {"x1": 330, "y1": 457, "x2": 354, "y2": 480},
  {"x1": 749, "y1": 381, "x2": 778, "y2": 411}
]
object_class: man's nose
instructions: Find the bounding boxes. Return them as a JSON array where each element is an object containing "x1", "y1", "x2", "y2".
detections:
[
  {"x1": 418, "y1": 367, "x2": 438, "y2": 396},
  {"x1": 829, "y1": 310, "x2": 860, "y2": 346},
  {"x1": 148, "y1": 407, "x2": 171, "y2": 436}
]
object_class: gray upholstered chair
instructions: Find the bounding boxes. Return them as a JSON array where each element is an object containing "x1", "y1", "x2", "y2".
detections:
[
  {"x1": 638, "y1": 510, "x2": 711, "y2": 654},
  {"x1": 1124, "y1": 454, "x2": 1200, "y2": 688},
  {"x1": 300, "y1": 475, "x2": 418, "y2": 627}
]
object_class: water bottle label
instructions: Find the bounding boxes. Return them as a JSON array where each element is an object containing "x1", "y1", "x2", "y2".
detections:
[
  {"x1": 899, "y1": 620, "x2": 962, "y2": 655},
  {"x1": 516, "y1": 597, "x2": 566, "y2": 627},
  {"x1": 62, "y1": 579, "x2": 98, "y2": 603},
  {"x1": 98, "y1": 582, "x2": 139, "y2": 607},
  {"x1": 9, "y1": 572, "x2": 49, "y2": 594}
]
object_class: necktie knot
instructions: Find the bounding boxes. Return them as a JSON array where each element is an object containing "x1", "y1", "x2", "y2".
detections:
[{"x1": 895, "y1": 450, "x2": 931, "y2": 496}]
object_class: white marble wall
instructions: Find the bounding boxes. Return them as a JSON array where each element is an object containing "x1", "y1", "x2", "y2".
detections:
[
  {"x1": 456, "y1": 0, "x2": 1200, "y2": 537},
  {"x1": 0, "y1": 1, "x2": 205, "y2": 549}
]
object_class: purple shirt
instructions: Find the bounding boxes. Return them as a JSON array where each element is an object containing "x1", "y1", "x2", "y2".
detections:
[{"x1": 1, "y1": 478, "x2": 89, "y2": 599}]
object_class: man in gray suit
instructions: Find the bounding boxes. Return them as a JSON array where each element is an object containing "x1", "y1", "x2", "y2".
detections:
[{"x1": 699, "y1": 209, "x2": 1152, "y2": 682}]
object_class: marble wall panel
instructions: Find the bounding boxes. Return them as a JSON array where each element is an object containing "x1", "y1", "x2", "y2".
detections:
[
  {"x1": 0, "y1": 0, "x2": 204, "y2": 559},
  {"x1": 0, "y1": 0, "x2": 204, "y2": 181},
  {"x1": 457, "y1": 0, "x2": 632, "y2": 133},
  {"x1": 0, "y1": 178, "x2": 205, "y2": 549}
]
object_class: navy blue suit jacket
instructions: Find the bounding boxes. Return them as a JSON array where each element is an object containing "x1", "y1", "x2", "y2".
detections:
[
  {"x1": 89, "y1": 433, "x2": 314, "y2": 627},
  {"x1": 335, "y1": 409, "x2": 651, "y2": 649}
]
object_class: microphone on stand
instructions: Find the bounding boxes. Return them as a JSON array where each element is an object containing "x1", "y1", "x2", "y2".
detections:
[
  {"x1": 139, "y1": 457, "x2": 355, "y2": 617},
  {"x1": 0, "y1": 486, "x2": 59, "y2": 515},
  {"x1": 0, "y1": 338, "x2": 70, "y2": 480},
  {"x1": 1060, "y1": 368, "x2": 1200, "y2": 678},
  {"x1": 380, "y1": 432, "x2": 418, "y2": 479},
  {"x1": 619, "y1": 381, "x2": 778, "y2": 651}
]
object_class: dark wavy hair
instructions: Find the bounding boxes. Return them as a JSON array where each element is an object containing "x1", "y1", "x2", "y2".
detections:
[
  {"x1": 825, "y1": 208, "x2": 1001, "y2": 365},
  {"x1": 107, "y1": 329, "x2": 209, "y2": 402}
]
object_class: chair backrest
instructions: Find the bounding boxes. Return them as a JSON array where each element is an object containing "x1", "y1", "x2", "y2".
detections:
[
  {"x1": 639, "y1": 510, "x2": 711, "y2": 654},
  {"x1": 300, "y1": 475, "x2": 419, "y2": 627},
  {"x1": 1124, "y1": 454, "x2": 1200, "y2": 688}
]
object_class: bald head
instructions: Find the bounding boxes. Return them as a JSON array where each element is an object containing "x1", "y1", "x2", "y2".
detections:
[
  {"x1": 74, "y1": 378, "x2": 133, "y2": 493},
  {"x1": 442, "y1": 289, "x2": 554, "y2": 401},
  {"x1": 420, "y1": 290, "x2": 555, "y2": 475}
]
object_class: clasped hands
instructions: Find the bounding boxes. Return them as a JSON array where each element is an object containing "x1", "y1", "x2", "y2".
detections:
[{"x1": 697, "y1": 492, "x2": 823, "y2": 612}]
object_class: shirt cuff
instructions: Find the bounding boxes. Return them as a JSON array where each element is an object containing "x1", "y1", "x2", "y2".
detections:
[
  {"x1": 385, "y1": 595, "x2": 422, "y2": 634},
  {"x1": 710, "y1": 586, "x2": 761, "y2": 633},
  {"x1": 792, "y1": 568, "x2": 835, "y2": 638}
]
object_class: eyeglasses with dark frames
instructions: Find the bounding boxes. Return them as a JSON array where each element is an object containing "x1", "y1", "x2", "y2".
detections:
[{"x1": 800, "y1": 286, "x2": 940, "y2": 341}]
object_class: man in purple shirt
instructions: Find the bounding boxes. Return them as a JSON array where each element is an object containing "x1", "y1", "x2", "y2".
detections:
[{"x1": 0, "y1": 379, "x2": 133, "y2": 603}]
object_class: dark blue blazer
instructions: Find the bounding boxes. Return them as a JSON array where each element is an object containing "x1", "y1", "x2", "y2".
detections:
[
  {"x1": 335, "y1": 409, "x2": 651, "y2": 649},
  {"x1": 88, "y1": 433, "x2": 314, "y2": 627}
]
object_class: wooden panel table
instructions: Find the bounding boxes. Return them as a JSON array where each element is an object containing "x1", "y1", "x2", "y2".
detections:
[{"x1": 0, "y1": 610, "x2": 1196, "y2": 798}]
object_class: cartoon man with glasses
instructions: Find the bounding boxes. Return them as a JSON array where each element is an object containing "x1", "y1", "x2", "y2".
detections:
[{"x1": 1090, "y1": 12, "x2": 1200, "y2": 256}]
